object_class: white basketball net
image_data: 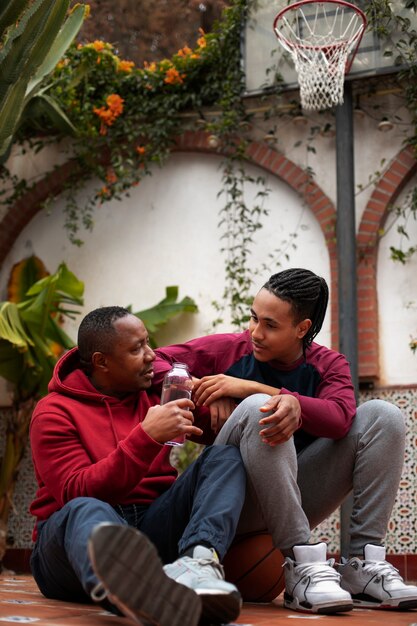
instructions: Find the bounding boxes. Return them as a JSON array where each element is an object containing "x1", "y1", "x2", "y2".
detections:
[{"x1": 274, "y1": 1, "x2": 366, "y2": 111}]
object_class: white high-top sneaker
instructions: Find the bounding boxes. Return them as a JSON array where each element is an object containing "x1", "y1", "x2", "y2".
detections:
[
  {"x1": 284, "y1": 542, "x2": 353, "y2": 614},
  {"x1": 338, "y1": 544, "x2": 417, "y2": 609},
  {"x1": 164, "y1": 545, "x2": 242, "y2": 624}
]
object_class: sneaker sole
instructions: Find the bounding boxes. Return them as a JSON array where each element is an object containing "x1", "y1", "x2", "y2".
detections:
[
  {"x1": 197, "y1": 588, "x2": 242, "y2": 624},
  {"x1": 352, "y1": 597, "x2": 417, "y2": 610},
  {"x1": 284, "y1": 595, "x2": 353, "y2": 614},
  {"x1": 88, "y1": 523, "x2": 202, "y2": 626}
]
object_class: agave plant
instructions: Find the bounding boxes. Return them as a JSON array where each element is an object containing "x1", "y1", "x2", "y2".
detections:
[
  {"x1": 0, "y1": 0, "x2": 88, "y2": 162},
  {"x1": 0, "y1": 256, "x2": 198, "y2": 567}
]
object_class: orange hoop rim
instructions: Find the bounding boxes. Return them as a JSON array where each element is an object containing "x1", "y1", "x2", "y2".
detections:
[{"x1": 273, "y1": 0, "x2": 367, "y2": 72}]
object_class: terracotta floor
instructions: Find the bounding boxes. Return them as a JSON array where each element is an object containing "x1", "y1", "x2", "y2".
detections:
[{"x1": 1, "y1": 574, "x2": 417, "y2": 626}]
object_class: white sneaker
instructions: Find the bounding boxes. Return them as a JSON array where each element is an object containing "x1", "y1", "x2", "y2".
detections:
[
  {"x1": 338, "y1": 544, "x2": 417, "y2": 609},
  {"x1": 284, "y1": 542, "x2": 353, "y2": 614},
  {"x1": 88, "y1": 523, "x2": 202, "y2": 626},
  {"x1": 164, "y1": 545, "x2": 242, "y2": 624}
]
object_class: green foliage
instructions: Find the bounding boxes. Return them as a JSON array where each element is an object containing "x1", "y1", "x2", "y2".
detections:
[
  {"x1": 5, "y1": 1, "x2": 250, "y2": 245},
  {"x1": 0, "y1": 262, "x2": 84, "y2": 401},
  {"x1": 0, "y1": 260, "x2": 84, "y2": 563},
  {"x1": 170, "y1": 440, "x2": 205, "y2": 474},
  {"x1": 134, "y1": 286, "x2": 198, "y2": 348},
  {"x1": 0, "y1": 0, "x2": 88, "y2": 161}
]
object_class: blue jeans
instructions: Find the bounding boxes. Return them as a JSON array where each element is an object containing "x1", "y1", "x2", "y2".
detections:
[{"x1": 30, "y1": 445, "x2": 246, "y2": 602}]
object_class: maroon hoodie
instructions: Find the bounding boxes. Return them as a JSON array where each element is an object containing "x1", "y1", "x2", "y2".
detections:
[{"x1": 29, "y1": 347, "x2": 177, "y2": 541}]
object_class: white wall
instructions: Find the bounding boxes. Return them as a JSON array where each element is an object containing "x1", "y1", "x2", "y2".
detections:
[
  {"x1": 377, "y1": 175, "x2": 417, "y2": 385},
  {"x1": 0, "y1": 152, "x2": 330, "y2": 357}
]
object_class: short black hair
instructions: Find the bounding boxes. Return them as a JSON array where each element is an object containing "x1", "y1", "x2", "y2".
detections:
[
  {"x1": 77, "y1": 306, "x2": 131, "y2": 373},
  {"x1": 263, "y1": 268, "x2": 329, "y2": 352}
]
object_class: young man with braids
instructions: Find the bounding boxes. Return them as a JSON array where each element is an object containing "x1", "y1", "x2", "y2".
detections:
[{"x1": 153, "y1": 267, "x2": 417, "y2": 615}]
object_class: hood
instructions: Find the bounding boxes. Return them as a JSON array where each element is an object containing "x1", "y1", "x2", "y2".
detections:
[{"x1": 48, "y1": 346, "x2": 119, "y2": 404}]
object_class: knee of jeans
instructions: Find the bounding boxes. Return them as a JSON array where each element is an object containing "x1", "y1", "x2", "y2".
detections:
[
  {"x1": 65, "y1": 496, "x2": 115, "y2": 518},
  {"x1": 358, "y1": 399, "x2": 406, "y2": 438},
  {"x1": 204, "y1": 443, "x2": 243, "y2": 464}
]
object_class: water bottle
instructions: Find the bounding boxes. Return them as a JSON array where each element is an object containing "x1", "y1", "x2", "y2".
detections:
[{"x1": 161, "y1": 363, "x2": 193, "y2": 446}]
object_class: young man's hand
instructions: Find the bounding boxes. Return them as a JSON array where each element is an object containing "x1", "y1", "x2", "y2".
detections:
[
  {"x1": 258, "y1": 394, "x2": 301, "y2": 446},
  {"x1": 193, "y1": 374, "x2": 277, "y2": 405},
  {"x1": 208, "y1": 397, "x2": 237, "y2": 434}
]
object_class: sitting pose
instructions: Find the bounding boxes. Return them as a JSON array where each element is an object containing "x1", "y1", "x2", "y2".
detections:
[
  {"x1": 153, "y1": 267, "x2": 417, "y2": 615},
  {"x1": 29, "y1": 306, "x2": 247, "y2": 626}
]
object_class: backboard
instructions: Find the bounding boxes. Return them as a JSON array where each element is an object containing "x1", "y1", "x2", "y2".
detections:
[{"x1": 243, "y1": 0, "x2": 417, "y2": 95}]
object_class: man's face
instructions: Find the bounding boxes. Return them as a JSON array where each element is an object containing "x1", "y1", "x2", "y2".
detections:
[
  {"x1": 97, "y1": 315, "x2": 155, "y2": 395},
  {"x1": 248, "y1": 288, "x2": 311, "y2": 364}
]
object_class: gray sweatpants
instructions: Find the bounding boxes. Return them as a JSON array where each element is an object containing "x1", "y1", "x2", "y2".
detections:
[{"x1": 214, "y1": 394, "x2": 406, "y2": 555}]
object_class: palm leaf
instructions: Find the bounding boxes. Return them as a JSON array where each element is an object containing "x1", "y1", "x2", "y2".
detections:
[
  {"x1": 7, "y1": 255, "x2": 48, "y2": 303},
  {"x1": 134, "y1": 286, "x2": 198, "y2": 345}
]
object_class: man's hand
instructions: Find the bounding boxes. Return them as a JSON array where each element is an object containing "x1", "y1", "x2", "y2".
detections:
[
  {"x1": 209, "y1": 397, "x2": 237, "y2": 434},
  {"x1": 193, "y1": 374, "x2": 257, "y2": 406},
  {"x1": 258, "y1": 395, "x2": 301, "y2": 446},
  {"x1": 142, "y1": 398, "x2": 203, "y2": 444}
]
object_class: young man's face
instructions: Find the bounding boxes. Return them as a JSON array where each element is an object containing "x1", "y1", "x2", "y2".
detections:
[
  {"x1": 248, "y1": 288, "x2": 311, "y2": 364},
  {"x1": 95, "y1": 315, "x2": 155, "y2": 396}
]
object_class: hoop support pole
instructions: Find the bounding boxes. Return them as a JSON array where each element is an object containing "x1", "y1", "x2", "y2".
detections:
[{"x1": 335, "y1": 82, "x2": 358, "y2": 558}]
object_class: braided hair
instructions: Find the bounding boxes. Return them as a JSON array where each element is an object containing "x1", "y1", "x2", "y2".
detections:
[
  {"x1": 77, "y1": 306, "x2": 131, "y2": 375},
  {"x1": 262, "y1": 268, "x2": 329, "y2": 353}
]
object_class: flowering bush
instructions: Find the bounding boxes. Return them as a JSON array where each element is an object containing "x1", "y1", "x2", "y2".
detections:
[{"x1": 28, "y1": 2, "x2": 249, "y2": 244}]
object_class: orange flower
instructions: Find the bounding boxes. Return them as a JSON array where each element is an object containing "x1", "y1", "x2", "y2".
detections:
[
  {"x1": 136, "y1": 146, "x2": 146, "y2": 155},
  {"x1": 177, "y1": 46, "x2": 192, "y2": 57},
  {"x1": 197, "y1": 28, "x2": 207, "y2": 49},
  {"x1": 92, "y1": 40, "x2": 106, "y2": 52},
  {"x1": 106, "y1": 169, "x2": 117, "y2": 184},
  {"x1": 93, "y1": 94, "x2": 124, "y2": 130},
  {"x1": 118, "y1": 60, "x2": 135, "y2": 73},
  {"x1": 106, "y1": 94, "x2": 124, "y2": 113},
  {"x1": 164, "y1": 67, "x2": 185, "y2": 85},
  {"x1": 144, "y1": 61, "x2": 157, "y2": 72},
  {"x1": 100, "y1": 186, "x2": 110, "y2": 196}
]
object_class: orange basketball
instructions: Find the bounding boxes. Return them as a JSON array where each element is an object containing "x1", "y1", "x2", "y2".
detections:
[{"x1": 223, "y1": 532, "x2": 285, "y2": 602}]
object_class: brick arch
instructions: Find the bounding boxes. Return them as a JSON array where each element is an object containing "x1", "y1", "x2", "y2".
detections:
[
  {"x1": 357, "y1": 145, "x2": 417, "y2": 381},
  {"x1": 174, "y1": 130, "x2": 339, "y2": 347}
]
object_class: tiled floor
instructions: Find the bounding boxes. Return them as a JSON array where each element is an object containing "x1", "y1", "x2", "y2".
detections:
[{"x1": 1, "y1": 574, "x2": 417, "y2": 626}]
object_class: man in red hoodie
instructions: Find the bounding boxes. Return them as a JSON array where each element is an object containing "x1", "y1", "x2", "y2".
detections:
[{"x1": 29, "y1": 306, "x2": 247, "y2": 626}]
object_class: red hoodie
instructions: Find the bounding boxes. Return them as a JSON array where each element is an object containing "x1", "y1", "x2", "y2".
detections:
[{"x1": 29, "y1": 347, "x2": 177, "y2": 540}]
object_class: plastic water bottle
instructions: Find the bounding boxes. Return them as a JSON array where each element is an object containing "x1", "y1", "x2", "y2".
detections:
[{"x1": 161, "y1": 363, "x2": 193, "y2": 446}]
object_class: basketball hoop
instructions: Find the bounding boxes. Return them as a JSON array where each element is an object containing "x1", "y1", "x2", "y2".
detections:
[{"x1": 273, "y1": 0, "x2": 367, "y2": 111}]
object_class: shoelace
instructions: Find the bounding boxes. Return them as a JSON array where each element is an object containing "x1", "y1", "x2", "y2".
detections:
[
  {"x1": 91, "y1": 581, "x2": 107, "y2": 601},
  {"x1": 292, "y1": 561, "x2": 342, "y2": 584},
  {"x1": 183, "y1": 556, "x2": 225, "y2": 581},
  {"x1": 360, "y1": 559, "x2": 402, "y2": 581}
]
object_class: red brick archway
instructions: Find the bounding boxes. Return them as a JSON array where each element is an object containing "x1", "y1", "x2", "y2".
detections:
[
  {"x1": 1, "y1": 132, "x2": 415, "y2": 380},
  {"x1": 356, "y1": 145, "x2": 417, "y2": 380},
  {"x1": 174, "y1": 131, "x2": 339, "y2": 349}
]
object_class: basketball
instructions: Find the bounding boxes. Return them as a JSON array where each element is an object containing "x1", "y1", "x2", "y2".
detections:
[{"x1": 223, "y1": 532, "x2": 285, "y2": 603}]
